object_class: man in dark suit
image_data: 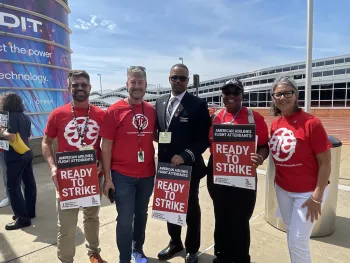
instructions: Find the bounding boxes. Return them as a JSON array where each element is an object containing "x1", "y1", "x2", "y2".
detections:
[{"x1": 155, "y1": 64, "x2": 210, "y2": 263}]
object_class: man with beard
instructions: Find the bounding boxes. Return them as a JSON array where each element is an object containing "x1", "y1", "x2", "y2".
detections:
[
  {"x1": 155, "y1": 64, "x2": 210, "y2": 263},
  {"x1": 100, "y1": 66, "x2": 156, "y2": 263},
  {"x1": 42, "y1": 70, "x2": 106, "y2": 263}
]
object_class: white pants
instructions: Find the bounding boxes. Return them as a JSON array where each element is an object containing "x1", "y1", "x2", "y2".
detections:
[{"x1": 275, "y1": 184, "x2": 329, "y2": 263}]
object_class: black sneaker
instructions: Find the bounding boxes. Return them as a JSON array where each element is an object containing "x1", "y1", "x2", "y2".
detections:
[{"x1": 12, "y1": 215, "x2": 35, "y2": 221}]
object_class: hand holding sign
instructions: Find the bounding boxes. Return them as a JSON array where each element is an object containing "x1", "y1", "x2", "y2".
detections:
[
  {"x1": 250, "y1": 153, "x2": 263, "y2": 167},
  {"x1": 171, "y1": 155, "x2": 184, "y2": 166},
  {"x1": 51, "y1": 166, "x2": 59, "y2": 190}
]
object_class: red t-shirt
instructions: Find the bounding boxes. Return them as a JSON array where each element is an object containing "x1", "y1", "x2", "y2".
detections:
[
  {"x1": 269, "y1": 110, "x2": 332, "y2": 193},
  {"x1": 209, "y1": 106, "x2": 269, "y2": 152},
  {"x1": 44, "y1": 103, "x2": 105, "y2": 176},
  {"x1": 99, "y1": 99, "x2": 156, "y2": 178}
]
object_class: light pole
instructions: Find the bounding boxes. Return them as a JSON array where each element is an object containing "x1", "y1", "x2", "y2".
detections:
[
  {"x1": 305, "y1": 0, "x2": 313, "y2": 113},
  {"x1": 97, "y1": 74, "x2": 102, "y2": 95},
  {"x1": 179, "y1": 57, "x2": 183, "y2": 64}
]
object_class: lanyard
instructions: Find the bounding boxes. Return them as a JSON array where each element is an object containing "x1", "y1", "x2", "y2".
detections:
[
  {"x1": 127, "y1": 99, "x2": 145, "y2": 150},
  {"x1": 71, "y1": 102, "x2": 90, "y2": 146},
  {"x1": 221, "y1": 105, "x2": 242, "y2": 124}
]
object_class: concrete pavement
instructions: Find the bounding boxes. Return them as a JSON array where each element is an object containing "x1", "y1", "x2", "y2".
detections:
[{"x1": 0, "y1": 146, "x2": 349, "y2": 263}]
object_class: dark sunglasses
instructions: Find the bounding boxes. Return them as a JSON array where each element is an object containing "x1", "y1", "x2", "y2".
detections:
[
  {"x1": 271, "y1": 90, "x2": 295, "y2": 99},
  {"x1": 71, "y1": 83, "x2": 89, "y2": 89},
  {"x1": 223, "y1": 90, "x2": 242, "y2": 96},
  {"x1": 170, "y1": 75, "x2": 188, "y2": 82}
]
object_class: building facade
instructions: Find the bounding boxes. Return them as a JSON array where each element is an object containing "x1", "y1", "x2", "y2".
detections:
[{"x1": 90, "y1": 54, "x2": 350, "y2": 109}]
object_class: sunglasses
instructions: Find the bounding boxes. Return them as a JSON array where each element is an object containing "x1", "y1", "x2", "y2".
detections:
[
  {"x1": 170, "y1": 75, "x2": 188, "y2": 82},
  {"x1": 271, "y1": 90, "x2": 295, "y2": 99},
  {"x1": 128, "y1": 66, "x2": 146, "y2": 72},
  {"x1": 71, "y1": 83, "x2": 89, "y2": 89},
  {"x1": 223, "y1": 90, "x2": 242, "y2": 96}
]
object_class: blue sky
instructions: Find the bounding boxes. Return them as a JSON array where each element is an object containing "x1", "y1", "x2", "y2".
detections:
[{"x1": 68, "y1": 0, "x2": 350, "y2": 93}]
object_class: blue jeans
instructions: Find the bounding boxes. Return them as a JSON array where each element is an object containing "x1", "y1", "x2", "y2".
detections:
[{"x1": 111, "y1": 171, "x2": 155, "y2": 262}]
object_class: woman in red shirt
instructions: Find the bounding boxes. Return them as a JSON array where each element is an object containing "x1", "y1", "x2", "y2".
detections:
[
  {"x1": 269, "y1": 76, "x2": 331, "y2": 263},
  {"x1": 207, "y1": 79, "x2": 269, "y2": 263}
]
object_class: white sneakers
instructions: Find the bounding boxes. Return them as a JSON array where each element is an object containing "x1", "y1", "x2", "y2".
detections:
[{"x1": 0, "y1": 197, "x2": 10, "y2": 208}]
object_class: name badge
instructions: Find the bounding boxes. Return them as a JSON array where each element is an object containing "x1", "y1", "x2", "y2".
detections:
[
  {"x1": 79, "y1": 145, "x2": 94, "y2": 151},
  {"x1": 138, "y1": 151, "x2": 145, "y2": 162},
  {"x1": 159, "y1": 132, "x2": 171, "y2": 144}
]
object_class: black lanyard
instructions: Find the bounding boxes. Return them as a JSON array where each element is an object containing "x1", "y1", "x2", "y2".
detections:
[
  {"x1": 127, "y1": 99, "x2": 145, "y2": 150},
  {"x1": 221, "y1": 105, "x2": 242, "y2": 124},
  {"x1": 71, "y1": 102, "x2": 91, "y2": 146}
]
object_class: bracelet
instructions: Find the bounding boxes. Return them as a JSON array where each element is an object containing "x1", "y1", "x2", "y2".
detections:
[{"x1": 310, "y1": 196, "x2": 322, "y2": 204}]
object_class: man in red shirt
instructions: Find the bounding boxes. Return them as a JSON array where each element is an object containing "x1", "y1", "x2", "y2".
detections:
[
  {"x1": 100, "y1": 66, "x2": 156, "y2": 263},
  {"x1": 42, "y1": 70, "x2": 106, "y2": 263}
]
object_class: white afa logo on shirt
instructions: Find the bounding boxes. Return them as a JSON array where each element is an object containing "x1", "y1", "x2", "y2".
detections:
[
  {"x1": 269, "y1": 128, "x2": 297, "y2": 162},
  {"x1": 132, "y1": 114, "x2": 148, "y2": 130},
  {"x1": 64, "y1": 117, "x2": 100, "y2": 148}
]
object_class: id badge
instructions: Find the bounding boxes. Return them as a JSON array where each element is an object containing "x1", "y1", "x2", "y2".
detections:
[
  {"x1": 79, "y1": 145, "x2": 94, "y2": 151},
  {"x1": 138, "y1": 151, "x2": 145, "y2": 162},
  {"x1": 159, "y1": 132, "x2": 171, "y2": 144}
]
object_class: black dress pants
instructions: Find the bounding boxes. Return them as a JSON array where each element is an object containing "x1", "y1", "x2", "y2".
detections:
[
  {"x1": 207, "y1": 155, "x2": 256, "y2": 263},
  {"x1": 6, "y1": 158, "x2": 37, "y2": 223},
  {"x1": 167, "y1": 178, "x2": 201, "y2": 253}
]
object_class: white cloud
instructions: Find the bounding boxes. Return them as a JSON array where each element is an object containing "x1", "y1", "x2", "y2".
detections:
[{"x1": 74, "y1": 15, "x2": 119, "y2": 33}]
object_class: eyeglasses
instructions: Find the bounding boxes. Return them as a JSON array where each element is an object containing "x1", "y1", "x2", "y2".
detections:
[
  {"x1": 71, "y1": 83, "x2": 89, "y2": 89},
  {"x1": 170, "y1": 75, "x2": 188, "y2": 82},
  {"x1": 223, "y1": 90, "x2": 242, "y2": 96},
  {"x1": 128, "y1": 66, "x2": 146, "y2": 72},
  {"x1": 271, "y1": 90, "x2": 295, "y2": 99}
]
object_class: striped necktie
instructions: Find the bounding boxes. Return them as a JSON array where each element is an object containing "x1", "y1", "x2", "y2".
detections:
[{"x1": 166, "y1": 97, "x2": 177, "y2": 127}]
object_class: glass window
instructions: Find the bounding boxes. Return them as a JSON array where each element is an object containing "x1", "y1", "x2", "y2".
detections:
[
  {"x1": 345, "y1": 57, "x2": 350, "y2": 63},
  {"x1": 312, "y1": 90, "x2": 319, "y2": 100},
  {"x1": 249, "y1": 102, "x2": 258, "y2": 107},
  {"x1": 333, "y1": 101, "x2": 345, "y2": 107},
  {"x1": 243, "y1": 102, "x2": 249, "y2": 107},
  {"x1": 259, "y1": 91, "x2": 267, "y2": 101},
  {"x1": 316, "y1": 61, "x2": 324, "y2": 67},
  {"x1": 268, "y1": 78, "x2": 274, "y2": 83},
  {"x1": 298, "y1": 101, "x2": 305, "y2": 107},
  {"x1": 213, "y1": 96, "x2": 220, "y2": 103},
  {"x1": 323, "y1": 70, "x2": 333, "y2": 76},
  {"x1": 312, "y1": 85, "x2": 319, "y2": 90},
  {"x1": 294, "y1": 74, "x2": 303, "y2": 80},
  {"x1": 320, "y1": 84, "x2": 332, "y2": 89},
  {"x1": 299, "y1": 64, "x2": 306, "y2": 69},
  {"x1": 320, "y1": 101, "x2": 332, "y2": 107},
  {"x1": 334, "y1": 69, "x2": 346, "y2": 75},
  {"x1": 320, "y1": 90, "x2": 332, "y2": 100},
  {"x1": 250, "y1": 92, "x2": 258, "y2": 101},
  {"x1": 347, "y1": 68, "x2": 350, "y2": 74},
  {"x1": 313, "y1": 72, "x2": 322, "y2": 77},
  {"x1": 245, "y1": 81, "x2": 252, "y2": 86},
  {"x1": 334, "y1": 83, "x2": 346, "y2": 89},
  {"x1": 258, "y1": 102, "x2": 267, "y2": 107},
  {"x1": 325, "y1": 60, "x2": 335, "y2": 65},
  {"x1": 260, "y1": 79, "x2": 268, "y2": 84},
  {"x1": 298, "y1": 90, "x2": 305, "y2": 100},
  {"x1": 262, "y1": 71, "x2": 268, "y2": 75},
  {"x1": 312, "y1": 63, "x2": 315, "y2": 67},
  {"x1": 299, "y1": 86, "x2": 305, "y2": 91},
  {"x1": 276, "y1": 68, "x2": 282, "y2": 73},
  {"x1": 243, "y1": 93, "x2": 249, "y2": 102},
  {"x1": 291, "y1": 65, "x2": 298, "y2": 70},
  {"x1": 334, "y1": 89, "x2": 346, "y2": 100},
  {"x1": 335, "y1": 58, "x2": 344, "y2": 64},
  {"x1": 283, "y1": 67, "x2": 290, "y2": 72},
  {"x1": 253, "y1": 81, "x2": 259, "y2": 85},
  {"x1": 311, "y1": 101, "x2": 319, "y2": 107},
  {"x1": 209, "y1": 88, "x2": 214, "y2": 92},
  {"x1": 268, "y1": 70, "x2": 275, "y2": 74}
]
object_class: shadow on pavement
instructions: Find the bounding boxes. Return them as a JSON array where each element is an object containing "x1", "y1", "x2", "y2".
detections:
[
  {"x1": 0, "y1": 232, "x2": 19, "y2": 263},
  {"x1": 312, "y1": 216, "x2": 350, "y2": 249}
]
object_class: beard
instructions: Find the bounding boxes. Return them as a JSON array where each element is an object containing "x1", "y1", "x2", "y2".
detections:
[{"x1": 73, "y1": 90, "x2": 89, "y2": 102}]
